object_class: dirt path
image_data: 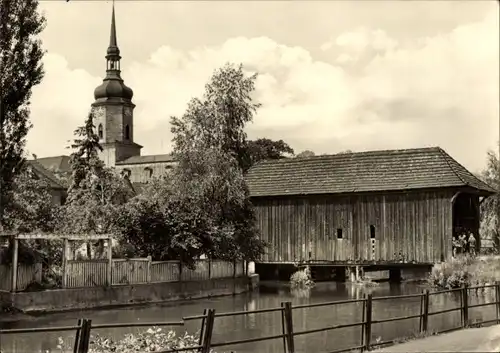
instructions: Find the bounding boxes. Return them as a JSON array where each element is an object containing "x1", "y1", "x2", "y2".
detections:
[{"x1": 376, "y1": 325, "x2": 500, "y2": 352}]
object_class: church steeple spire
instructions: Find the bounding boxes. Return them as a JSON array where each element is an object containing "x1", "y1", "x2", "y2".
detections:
[
  {"x1": 91, "y1": 0, "x2": 142, "y2": 168},
  {"x1": 94, "y1": 0, "x2": 133, "y2": 101},
  {"x1": 107, "y1": 2, "x2": 119, "y2": 60}
]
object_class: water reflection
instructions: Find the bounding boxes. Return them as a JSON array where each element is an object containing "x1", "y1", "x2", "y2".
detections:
[
  {"x1": 0, "y1": 282, "x2": 497, "y2": 353},
  {"x1": 244, "y1": 298, "x2": 257, "y2": 330},
  {"x1": 290, "y1": 287, "x2": 311, "y2": 299}
]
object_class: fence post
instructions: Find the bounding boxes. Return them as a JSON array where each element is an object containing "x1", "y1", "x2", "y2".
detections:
[
  {"x1": 280, "y1": 302, "x2": 287, "y2": 353},
  {"x1": 146, "y1": 256, "x2": 152, "y2": 283},
  {"x1": 179, "y1": 261, "x2": 183, "y2": 282},
  {"x1": 233, "y1": 259, "x2": 237, "y2": 278},
  {"x1": 360, "y1": 295, "x2": 366, "y2": 351},
  {"x1": 364, "y1": 294, "x2": 373, "y2": 351},
  {"x1": 198, "y1": 308, "x2": 208, "y2": 349},
  {"x1": 200, "y1": 309, "x2": 216, "y2": 353},
  {"x1": 62, "y1": 237, "x2": 69, "y2": 288},
  {"x1": 418, "y1": 291, "x2": 424, "y2": 333},
  {"x1": 284, "y1": 301, "x2": 295, "y2": 353},
  {"x1": 10, "y1": 237, "x2": 18, "y2": 293},
  {"x1": 106, "y1": 237, "x2": 112, "y2": 287},
  {"x1": 75, "y1": 318, "x2": 92, "y2": 353},
  {"x1": 208, "y1": 258, "x2": 212, "y2": 280},
  {"x1": 73, "y1": 319, "x2": 82, "y2": 353},
  {"x1": 81, "y1": 319, "x2": 92, "y2": 353},
  {"x1": 462, "y1": 284, "x2": 469, "y2": 328},
  {"x1": 422, "y1": 289, "x2": 430, "y2": 333},
  {"x1": 496, "y1": 281, "x2": 500, "y2": 324}
]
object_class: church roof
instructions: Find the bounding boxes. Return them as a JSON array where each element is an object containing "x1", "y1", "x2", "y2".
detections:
[
  {"x1": 35, "y1": 155, "x2": 71, "y2": 173},
  {"x1": 27, "y1": 160, "x2": 66, "y2": 190},
  {"x1": 115, "y1": 154, "x2": 175, "y2": 165}
]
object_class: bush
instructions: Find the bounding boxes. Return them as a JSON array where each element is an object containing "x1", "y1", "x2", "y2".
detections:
[
  {"x1": 89, "y1": 328, "x2": 206, "y2": 353},
  {"x1": 56, "y1": 327, "x2": 228, "y2": 353},
  {"x1": 428, "y1": 255, "x2": 500, "y2": 289},
  {"x1": 290, "y1": 266, "x2": 315, "y2": 289}
]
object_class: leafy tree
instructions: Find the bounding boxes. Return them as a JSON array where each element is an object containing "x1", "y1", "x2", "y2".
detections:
[
  {"x1": 296, "y1": 150, "x2": 315, "y2": 158},
  {"x1": 3, "y1": 162, "x2": 59, "y2": 233},
  {"x1": 67, "y1": 111, "x2": 103, "y2": 195},
  {"x1": 0, "y1": 0, "x2": 46, "y2": 231},
  {"x1": 0, "y1": 163, "x2": 62, "y2": 285},
  {"x1": 60, "y1": 169, "x2": 132, "y2": 235},
  {"x1": 116, "y1": 180, "x2": 211, "y2": 268},
  {"x1": 479, "y1": 149, "x2": 500, "y2": 251},
  {"x1": 240, "y1": 138, "x2": 294, "y2": 172},
  {"x1": 171, "y1": 63, "x2": 260, "y2": 171},
  {"x1": 58, "y1": 111, "x2": 133, "y2": 258},
  {"x1": 120, "y1": 64, "x2": 267, "y2": 264},
  {"x1": 168, "y1": 63, "x2": 265, "y2": 262}
]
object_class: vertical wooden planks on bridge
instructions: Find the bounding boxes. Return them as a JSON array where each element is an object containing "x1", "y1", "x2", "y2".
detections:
[
  {"x1": 200, "y1": 309, "x2": 216, "y2": 353},
  {"x1": 364, "y1": 294, "x2": 373, "y2": 351},
  {"x1": 281, "y1": 302, "x2": 287, "y2": 353},
  {"x1": 422, "y1": 289, "x2": 430, "y2": 333},
  {"x1": 284, "y1": 301, "x2": 295, "y2": 353},
  {"x1": 462, "y1": 284, "x2": 469, "y2": 328},
  {"x1": 495, "y1": 281, "x2": 500, "y2": 324}
]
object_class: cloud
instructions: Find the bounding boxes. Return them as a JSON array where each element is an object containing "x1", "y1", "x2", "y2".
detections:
[
  {"x1": 28, "y1": 54, "x2": 102, "y2": 158},
  {"x1": 27, "y1": 12, "x2": 498, "y2": 172},
  {"x1": 321, "y1": 27, "x2": 398, "y2": 64}
]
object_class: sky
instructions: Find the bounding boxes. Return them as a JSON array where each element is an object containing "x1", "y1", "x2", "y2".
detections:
[{"x1": 28, "y1": 0, "x2": 499, "y2": 173}]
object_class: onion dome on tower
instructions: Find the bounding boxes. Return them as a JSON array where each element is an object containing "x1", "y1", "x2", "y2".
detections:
[{"x1": 94, "y1": 3, "x2": 133, "y2": 102}]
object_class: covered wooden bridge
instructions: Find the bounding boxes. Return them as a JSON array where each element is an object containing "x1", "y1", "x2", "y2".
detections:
[{"x1": 245, "y1": 147, "x2": 496, "y2": 280}]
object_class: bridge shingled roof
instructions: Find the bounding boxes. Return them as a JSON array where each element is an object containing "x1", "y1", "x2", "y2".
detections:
[{"x1": 245, "y1": 147, "x2": 497, "y2": 197}]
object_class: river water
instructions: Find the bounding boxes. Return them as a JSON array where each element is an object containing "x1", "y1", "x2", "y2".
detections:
[{"x1": 0, "y1": 282, "x2": 497, "y2": 353}]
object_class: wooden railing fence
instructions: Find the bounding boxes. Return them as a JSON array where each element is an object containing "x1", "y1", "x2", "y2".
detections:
[{"x1": 1, "y1": 283, "x2": 499, "y2": 353}]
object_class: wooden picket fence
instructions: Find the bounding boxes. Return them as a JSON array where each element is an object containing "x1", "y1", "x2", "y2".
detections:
[
  {"x1": 0, "y1": 263, "x2": 42, "y2": 292},
  {"x1": 64, "y1": 258, "x2": 245, "y2": 289}
]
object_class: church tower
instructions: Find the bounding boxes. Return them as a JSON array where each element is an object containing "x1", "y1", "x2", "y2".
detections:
[{"x1": 91, "y1": 2, "x2": 142, "y2": 167}]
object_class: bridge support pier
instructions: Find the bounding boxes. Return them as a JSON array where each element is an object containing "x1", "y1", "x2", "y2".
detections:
[
  {"x1": 346, "y1": 266, "x2": 364, "y2": 282},
  {"x1": 389, "y1": 268, "x2": 402, "y2": 283}
]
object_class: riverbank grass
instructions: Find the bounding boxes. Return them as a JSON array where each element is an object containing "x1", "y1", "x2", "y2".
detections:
[{"x1": 428, "y1": 255, "x2": 500, "y2": 289}]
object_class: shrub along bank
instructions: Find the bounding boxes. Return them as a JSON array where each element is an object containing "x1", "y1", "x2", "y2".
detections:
[
  {"x1": 55, "y1": 328, "x2": 227, "y2": 353},
  {"x1": 428, "y1": 255, "x2": 500, "y2": 289}
]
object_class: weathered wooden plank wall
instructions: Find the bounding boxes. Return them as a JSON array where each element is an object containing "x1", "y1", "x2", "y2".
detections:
[
  {"x1": 252, "y1": 189, "x2": 455, "y2": 264},
  {"x1": 0, "y1": 264, "x2": 42, "y2": 291}
]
